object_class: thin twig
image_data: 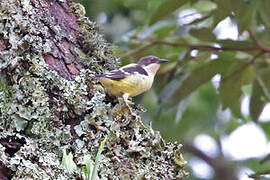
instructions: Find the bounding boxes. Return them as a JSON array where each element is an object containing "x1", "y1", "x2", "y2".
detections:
[
  {"x1": 121, "y1": 30, "x2": 270, "y2": 60},
  {"x1": 248, "y1": 29, "x2": 270, "y2": 52},
  {"x1": 121, "y1": 40, "x2": 259, "y2": 59},
  {"x1": 152, "y1": 40, "x2": 258, "y2": 51}
]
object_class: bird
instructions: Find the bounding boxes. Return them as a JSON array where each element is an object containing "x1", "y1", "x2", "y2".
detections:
[{"x1": 96, "y1": 56, "x2": 168, "y2": 115}]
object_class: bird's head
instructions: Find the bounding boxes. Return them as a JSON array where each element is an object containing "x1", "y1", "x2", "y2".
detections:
[{"x1": 138, "y1": 56, "x2": 168, "y2": 74}]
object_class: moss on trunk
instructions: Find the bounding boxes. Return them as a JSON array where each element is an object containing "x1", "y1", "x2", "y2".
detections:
[{"x1": 0, "y1": 0, "x2": 187, "y2": 179}]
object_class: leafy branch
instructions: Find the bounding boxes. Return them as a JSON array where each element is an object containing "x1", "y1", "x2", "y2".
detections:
[{"x1": 121, "y1": 30, "x2": 270, "y2": 59}]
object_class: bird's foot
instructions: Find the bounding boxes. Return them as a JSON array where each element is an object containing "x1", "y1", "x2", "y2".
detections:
[
  {"x1": 129, "y1": 109, "x2": 141, "y2": 120},
  {"x1": 120, "y1": 93, "x2": 140, "y2": 120},
  {"x1": 125, "y1": 102, "x2": 140, "y2": 119},
  {"x1": 122, "y1": 93, "x2": 134, "y2": 105}
]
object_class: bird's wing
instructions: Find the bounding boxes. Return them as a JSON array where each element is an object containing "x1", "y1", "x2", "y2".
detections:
[
  {"x1": 121, "y1": 65, "x2": 148, "y2": 76},
  {"x1": 96, "y1": 69, "x2": 126, "y2": 80},
  {"x1": 96, "y1": 64, "x2": 148, "y2": 81}
]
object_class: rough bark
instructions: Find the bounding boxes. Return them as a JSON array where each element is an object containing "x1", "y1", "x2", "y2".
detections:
[{"x1": 0, "y1": 0, "x2": 187, "y2": 179}]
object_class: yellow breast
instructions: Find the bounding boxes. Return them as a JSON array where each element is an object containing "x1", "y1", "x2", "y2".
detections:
[{"x1": 99, "y1": 74, "x2": 154, "y2": 97}]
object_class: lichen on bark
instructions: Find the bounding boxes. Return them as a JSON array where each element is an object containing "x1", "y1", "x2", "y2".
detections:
[{"x1": 0, "y1": 0, "x2": 187, "y2": 179}]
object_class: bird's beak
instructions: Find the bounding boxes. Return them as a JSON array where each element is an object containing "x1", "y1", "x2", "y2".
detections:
[{"x1": 157, "y1": 59, "x2": 168, "y2": 64}]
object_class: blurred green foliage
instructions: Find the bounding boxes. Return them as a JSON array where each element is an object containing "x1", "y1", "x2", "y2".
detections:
[{"x1": 79, "y1": 0, "x2": 270, "y2": 179}]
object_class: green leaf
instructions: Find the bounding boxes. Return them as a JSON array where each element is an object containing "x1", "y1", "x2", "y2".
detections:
[
  {"x1": 250, "y1": 81, "x2": 266, "y2": 122},
  {"x1": 154, "y1": 23, "x2": 178, "y2": 39},
  {"x1": 224, "y1": 120, "x2": 244, "y2": 135},
  {"x1": 260, "y1": 154, "x2": 270, "y2": 164},
  {"x1": 190, "y1": 0, "x2": 198, "y2": 5},
  {"x1": 138, "y1": 20, "x2": 177, "y2": 39},
  {"x1": 212, "y1": 9, "x2": 227, "y2": 27},
  {"x1": 191, "y1": 0, "x2": 216, "y2": 12},
  {"x1": 220, "y1": 64, "x2": 256, "y2": 110},
  {"x1": 216, "y1": 0, "x2": 233, "y2": 15},
  {"x1": 217, "y1": 52, "x2": 244, "y2": 77},
  {"x1": 149, "y1": 0, "x2": 189, "y2": 25},
  {"x1": 230, "y1": 100, "x2": 243, "y2": 119},
  {"x1": 214, "y1": 0, "x2": 257, "y2": 32},
  {"x1": 233, "y1": 0, "x2": 257, "y2": 33},
  {"x1": 81, "y1": 137, "x2": 106, "y2": 180},
  {"x1": 242, "y1": 158, "x2": 270, "y2": 173},
  {"x1": 175, "y1": 95, "x2": 189, "y2": 122},
  {"x1": 257, "y1": 68, "x2": 270, "y2": 100},
  {"x1": 259, "y1": 122, "x2": 270, "y2": 140},
  {"x1": 185, "y1": 14, "x2": 212, "y2": 26},
  {"x1": 92, "y1": 137, "x2": 106, "y2": 180},
  {"x1": 82, "y1": 154, "x2": 94, "y2": 180},
  {"x1": 61, "y1": 150, "x2": 77, "y2": 173},
  {"x1": 158, "y1": 71, "x2": 185, "y2": 106},
  {"x1": 257, "y1": 29, "x2": 270, "y2": 47},
  {"x1": 216, "y1": 39, "x2": 254, "y2": 49},
  {"x1": 161, "y1": 56, "x2": 239, "y2": 106},
  {"x1": 260, "y1": 0, "x2": 270, "y2": 28},
  {"x1": 213, "y1": 1, "x2": 232, "y2": 26},
  {"x1": 189, "y1": 27, "x2": 216, "y2": 42}
]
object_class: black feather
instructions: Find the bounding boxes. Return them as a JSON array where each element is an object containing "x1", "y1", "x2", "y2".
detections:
[
  {"x1": 96, "y1": 70, "x2": 126, "y2": 80},
  {"x1": 122, "y1": 65, "x2": 148, "y2": 76},
  {"x1": 96, "y1": 65, "x2": 148, "y2": 81}
]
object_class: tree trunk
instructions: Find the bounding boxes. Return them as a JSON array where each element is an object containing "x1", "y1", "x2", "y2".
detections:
[{"x1": 0, "y1": 0, "x2": 187, "y2": 179}]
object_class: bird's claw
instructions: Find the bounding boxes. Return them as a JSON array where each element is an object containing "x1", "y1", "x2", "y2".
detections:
[{"x1": 119, "y1": 93, "x2": 140, "y2": 119}]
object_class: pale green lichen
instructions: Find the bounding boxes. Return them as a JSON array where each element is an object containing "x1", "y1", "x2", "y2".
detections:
[{"x1": 0, "y1": 0, "x2": 187, "y2": 179}]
